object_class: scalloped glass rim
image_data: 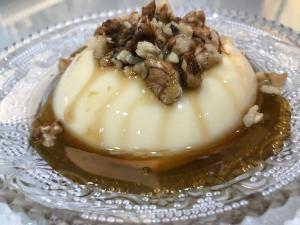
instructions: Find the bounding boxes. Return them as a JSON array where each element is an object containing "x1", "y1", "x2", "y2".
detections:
[{"x1": 0, "y1": 6, "x2": 300, "y2": 225}]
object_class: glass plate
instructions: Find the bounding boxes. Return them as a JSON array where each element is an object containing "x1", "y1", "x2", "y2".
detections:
[{"x1": 1, "y1": 5, "x2": 300, "y2": 225}]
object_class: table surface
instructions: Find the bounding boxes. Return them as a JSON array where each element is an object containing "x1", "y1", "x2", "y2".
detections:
[{"x1": 0, "y1": 0, "x2": 300, "y2": 224}]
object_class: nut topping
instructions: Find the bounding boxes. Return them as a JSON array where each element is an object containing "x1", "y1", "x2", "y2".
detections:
[{"x1": 74, "y1": 1, "x2": 225, "y2": 104}]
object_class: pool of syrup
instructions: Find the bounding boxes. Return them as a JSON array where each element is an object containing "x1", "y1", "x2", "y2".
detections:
[{"x1": 31, "y1": 93, "x2": 291, "y2": 194}]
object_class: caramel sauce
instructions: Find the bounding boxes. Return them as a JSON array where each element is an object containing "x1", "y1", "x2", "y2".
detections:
[{"x1": 32, "y1": 91, "x2": 291, "y2": 194}]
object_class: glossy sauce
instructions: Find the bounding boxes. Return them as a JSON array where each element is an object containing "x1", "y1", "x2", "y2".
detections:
[{"x1": 32, "y1": 92, "x2": 291, "y2": 194}]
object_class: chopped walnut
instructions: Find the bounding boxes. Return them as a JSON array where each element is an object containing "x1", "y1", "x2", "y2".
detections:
[
  {"x1": 163, "y1": 22, "x2": 179, "y2": 36},
  {"x1": 145, "y1": 57, "x2": 182, "y2": 104},
  {"x1": 166, "y1": 52, "x2": 179, "y2": 63},
  {"x1": 209, "y1": 30, "x2": 222, "y2": 52},
  {"x1": 151, "y1": 19, "x2": 168, "y2": 48},
  {"x1": 141, "y1": 0, "x2": 156, "y2": 21},
  {"x1": 128, "y1": 12, "x2": 140, "y2": 24},
  {"x1": 35, "y1": 122, "x2": 63, "y2": 147},
  {"x1": 256, "y1": 72, "x2": 287, "y2": 87},
  {"x1": 242, "y1": 105, "x2": 264, "y2": 128},
  {"x1": 94, "y1": 19, "x2": 121, "y2": 36},
  {"x1": 182, "y1": 10, "x2": 206, "y2": 37},
  {"x1": 136, "y1": 41, "x2": 161, "y2": 58},
  {"x1": 256, "y1": 72, "x2": 287, "y2": 95},
  {"x1": 181, "y1": 52, "x2": 203, "y2": 88},
  {"x1": 178, "y1": 22, "x2": 193, "y2": 38},
  {"x1": 151, "y1": 18, "x2": 165, "y2": 30},
  {"x1": 126, "y1": 22, "x2": 155, "y2": 52},
  {"x1": 260, "y1": 85, "x2": 281, "y2": 95},
  {"x1": 58, "y1": 58, "x2": 72, "y2": 73},
  {"x1": 116, "y1": 50, "x2": 141, "y2": 64},
  {"x1": 155, "y1": 2, "x2": 174, "y2": 23},
  {"x1": 195, "y1": 44, "x2": 222, "y2": 69},
  {"x1": 170, "y1": 35, "x2": 196, "y2": 55}
]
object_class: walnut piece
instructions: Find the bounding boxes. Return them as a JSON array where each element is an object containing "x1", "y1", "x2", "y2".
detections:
[
  {"x1": 94, "y1": 19, "x2": 121, "y2": 36},
  {"x1": 145, "y1": 57, "x2": 182, "y2": 104},
  {"x1": 155, "y1": 2, "x2": 174, "y2": 23},
  {"x1": 260, "y1": 85, "x2": 281, "y2": 95},
  {"x1": 177, "y1": 22, "x2": 193, "y2": 38},
  {"x1": 35, "y1": 122, "x2": 63, "y2": 147},
  {"x1": 181, "y1": 52, "x2": 203, "y2": 89},
  {"x1": 256, "y1": 72, "x2": 287, "y2": 95},
  {"x1": 170, "y1": 35, "x2": 196, "y2": 55},
  {"x1": 166, "y1": 52, "x2": 179, "y2": 63},
  {"x1": 182, "y1": 10, "x2": 206, "y2": 37},
  {"x1": 136, "y1": 41, "x2": 161, "y2": 58},
  {"x1": 195, "y1": 44, "x2": 222, "y2": 70},
  {"x1": 116, "y1": 50, "x2": 141, "y2": 64},
  {"x1": 141, "y1": 0, "x2": 156, "y2": 21},
  {"x1": 256, "y1": 72, "x2": 287, "y2": 87},
  {"x1": 242, "y1": 105, "x2": 264, "y2": 128}
]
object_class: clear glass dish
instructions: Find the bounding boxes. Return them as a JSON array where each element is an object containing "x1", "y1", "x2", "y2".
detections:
[{"x1": 0, "y1": 5, "x2": 300, "y2": 224}]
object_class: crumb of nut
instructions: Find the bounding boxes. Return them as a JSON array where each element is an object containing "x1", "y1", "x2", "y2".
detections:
[
  {"x1": 256, "y1": 72, "x2": 287, "y2": 88},
  {"x1": 136, "y1": 41, "x2": 161, "y2": 58},
  {"x1": 58, "y1": 58, "x2": 72, "y2": 73},
  {"x1": 178, "y1": 22, "x2": 193, "y2": 38},
  {"x1": 166, "y1": 52, "x2": 179, "y2": 63},
  {"x1": 260, "y1": 85, "x2": 281, "y2": 95},
  {"x1": 116, "y1": 50, "x2": 141, "y2": 65},
  {"x1": 36, "y1": 122, "x2": 63, "y2": 147},
  {"x1": 242, "y1": 105, "x2": 264, "y2": 128}
]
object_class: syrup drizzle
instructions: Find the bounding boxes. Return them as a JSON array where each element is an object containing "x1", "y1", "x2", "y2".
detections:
[{"x1": 32, "y1": 92, "x2": 291, "y2": 194}]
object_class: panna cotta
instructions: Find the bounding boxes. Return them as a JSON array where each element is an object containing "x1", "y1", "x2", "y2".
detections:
[{"x1": 52, "y1": 39, "x2": 257, "y2": 157}]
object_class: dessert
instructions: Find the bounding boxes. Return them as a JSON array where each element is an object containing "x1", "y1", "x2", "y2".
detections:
[{"x1": 32, "y1": 1, "x2": 291, "y2": 191}]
